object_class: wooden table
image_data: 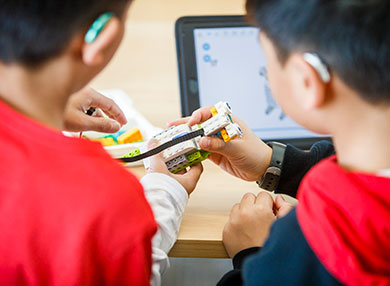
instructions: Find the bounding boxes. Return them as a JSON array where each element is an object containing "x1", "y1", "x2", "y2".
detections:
[{"x1": 92, "y1": 0, "x2": 261, "y2": 258}]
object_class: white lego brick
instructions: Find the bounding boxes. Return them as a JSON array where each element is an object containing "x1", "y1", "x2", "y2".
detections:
[
  {"x1": 141, "y1": 143, "x2": 151, "y2": 170},
  {"x1": 153, "y1": 124, "x2": 191, "y2": 142},
  {"x1": 233, "y1": 123, "x2": 243, "y2": 136},
  {"x1": 191, "y1": 124, "x2": 202, "y2": 132},
  {"x1": 153, "y1": 126, "x2": 174, "y2": 138},
  {"x1": 193, "y1": 137, "x2": 200, "y2": 150},
  {"x1": 153, "y1": 127, "x2": 174, "y2": 143},
  {"x1": 163, "y1": 146, "x2": 196, "y2": 162},
  {"x1": 215, "y1": 101, "x2": 232, "y2": 115},
  {"x1": 225, "y1": 123, "x2": 243, "y2": 139},
  {"x1": 169, "y1": 125, "x2": 192, "y2": 138},
  {"x1": 189, "y1": 125, "x2": 203, "y2": 149},
  {"x1": 201, "y1": 114, "x2": 231, "y2": 136},
  {"x1": 153, "y1": 124, "x2": 195, "y2": 154},
  {"x1": 166, "y1": 154, "x2": 188, "y2": 171},
  {"x1": 162, "y1": 140, "x2": 197, "y2": 162}
]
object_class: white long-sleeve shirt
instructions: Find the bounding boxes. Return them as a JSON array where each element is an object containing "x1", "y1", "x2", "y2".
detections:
[{"x1": 140, "y1": 173, "x2": 188, "y2": 286}]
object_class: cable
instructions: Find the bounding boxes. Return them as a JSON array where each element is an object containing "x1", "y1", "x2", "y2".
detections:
[{"x1": 119, "y1": 128, "x2": 205, "y2": 163}]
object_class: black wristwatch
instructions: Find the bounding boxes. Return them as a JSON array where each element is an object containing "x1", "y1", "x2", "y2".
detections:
[{"x1": 257, "y1": 142, "x2": 287, "y2": 191}]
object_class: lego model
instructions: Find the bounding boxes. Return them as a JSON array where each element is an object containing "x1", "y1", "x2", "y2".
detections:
[
  {"x1": 122, "y1": 101, "x2": 242, "y2": 173},
  {"x1": 89, "y1": 127, "x2": 143, "y2": 146}
]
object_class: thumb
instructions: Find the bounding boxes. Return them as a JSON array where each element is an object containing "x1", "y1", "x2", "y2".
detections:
[
  {"x1": 275, "y1": 194, "x2": 286, "y2": 208},
  {"x1": 275, "y1": 195, "x2": 294, "y2": 218},
  {"x1": 146, "y1": 139, "x2": 168, "y2": 174},
  {"x1": 183, "y1": 162, "x2": 203, "y2": 182},
  {"x1": 147, "y1": 138, "x2": 160, "y2": 150},
  {"x1": 87, "y1": 117, "x2": 121, "y2": 133},
  {"x1": 198, "y1": 136, "x2": 233, "y2": 155},
  {"x1": 177, "y1": 162, "x2": 204, "y2": 195}
]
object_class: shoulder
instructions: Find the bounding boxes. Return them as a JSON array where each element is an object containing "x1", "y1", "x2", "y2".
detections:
[
  {"x1": 296, "y1": 156, "x2": 390, "y2": 286},
  {"x1": 47, "y1": 142, "x2": 157, "y2": 240}
]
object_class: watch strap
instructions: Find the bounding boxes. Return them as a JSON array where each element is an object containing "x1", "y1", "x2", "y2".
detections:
[{"x1": 257, "y1": 142, "x2": 286, "y2": 191}]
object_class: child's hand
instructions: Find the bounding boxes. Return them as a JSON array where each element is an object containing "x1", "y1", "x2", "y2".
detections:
[
  {"x1": 145, "y1": 140, "x2": 203, "y2": 195},
  {"x1": 274, "y1": 195, "x2": 294, "y2": 218},
  {"x1": 64, "y1": 87, "x2": 127, "y2": 133},
  {"x1": 222, "y1": 192, "x2": 276, "y2": 258},
  {"x1": 168, "y1": 107, "x2": 273, "y2": 182}
]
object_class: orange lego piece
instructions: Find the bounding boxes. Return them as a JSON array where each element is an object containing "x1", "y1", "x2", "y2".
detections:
[
  {"x1": 92, "y1": 137, "x2": 116, "y2": 146},
  {"x1": 210, "y1": 107, "x2": 218, "y2": 116},
  {"x1": 117, "y1": 128, "x2": 143, "y2": 144},
  {"x1": 220, "y1": 129, "x2": 231, "y2": 143}
]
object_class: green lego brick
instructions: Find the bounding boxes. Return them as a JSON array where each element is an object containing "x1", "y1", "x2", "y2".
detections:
[
  {"x1": 186, "y1": 151, "x2": 202, "y2": 163},
  {"x1": 121, "y1": 148, "x2": 141, "y2": 159},
  {"x1": 171, "y1": 150, "x2": 210, "y2": 174},
  {"x1": 199, "y1": 150, "x2": 211, "y2": 159},
  {"x1": 171, "y1": 163, "x2": 190, "y2": 174}
]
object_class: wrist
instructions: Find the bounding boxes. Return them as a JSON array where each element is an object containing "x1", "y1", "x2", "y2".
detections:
[{"x1": 259, "y1": 144, "x2": 273, "y2": 179}]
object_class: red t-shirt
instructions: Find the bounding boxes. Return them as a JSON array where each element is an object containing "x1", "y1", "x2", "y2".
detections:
[
  {"x1": 297, "y1": 155, "x2": 390, "y2": 285},
  {"x1": 0, "y1": 100, "x2": 157, "y2": 285}
]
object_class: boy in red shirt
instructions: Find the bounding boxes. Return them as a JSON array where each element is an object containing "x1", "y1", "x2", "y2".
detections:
[{"x1": 0, "y1": 0, "x2": 202, "y2": 285}]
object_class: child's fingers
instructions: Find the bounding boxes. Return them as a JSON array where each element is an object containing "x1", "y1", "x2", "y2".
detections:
[
  {"x1": 187, "y1": 106, "x2": 214, "y2": 126},
  {"x1": 274, "y1": 194, "x2": 285, "y2": 209},
  {"x1": 92, "y1": 109, "x2": 105, "y2": 118},
  {"x1": 275, "y1": 195, "x2": 294, "y2": 218},
  {"x1": 146, "y1": 139, "x2": 168, "y2": 174},
  {"x1": 198, "y1": 136, "x2": 238, "y2": 158},
  {"x1": 87, "y1": 89, "x2": 127, "y2": 126},
  {"x1": 175, "y1": 169, "x2": 187, "y2": 175},
  {"x1": 255, "y1": 191, "x2": 274, "y2": 211},
  {"x1": 167, "y1": 106, "x2": 213, "y2": 127},
  {"x1": 84, "y1": 117, "x2": 121, "y2": 133},
  {"x1": 183, "y1": 162, "x2": 204, "y2": 181},
  {"x1": 173, "y1": 163, "x2": 203, "y2": 195},
  {"x1": 167, "y1": 117, "x2": 191, "y2": 127},
  {"x1": 240, "y1": 193, "x2": 256, "y2": 209},
  {"x1": 228, "y1": 203, "x2": 240, "y2": 221}
]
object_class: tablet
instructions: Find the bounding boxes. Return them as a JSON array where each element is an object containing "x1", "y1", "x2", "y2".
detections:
[{"x1": 175, "y1": 16, "x2": 330, "y2": 149}]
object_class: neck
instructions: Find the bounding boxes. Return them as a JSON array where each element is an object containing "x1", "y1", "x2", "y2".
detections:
[
  {"x1": 332, "y1": 102, "x2": 390, "y2": 174},
  {"x1": 0, "y1": 61, "x2": 75, "y2": 130}
]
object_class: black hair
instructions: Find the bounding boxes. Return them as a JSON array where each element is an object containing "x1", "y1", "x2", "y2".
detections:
[
  {"x1": 246, "y1": 0, "x2": 390, "y2": 104},
  {"x1": 0, "y1": 0, "x2": 129, "y2": 67}
]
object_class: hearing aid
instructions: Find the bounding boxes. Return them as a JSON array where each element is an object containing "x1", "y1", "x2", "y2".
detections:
[
  {"x1": 84, "y1": 12, "x2": 114, "y2": 43},
  {"x1": 303, "y1": 53, "x2": 331, "y2": 83}
]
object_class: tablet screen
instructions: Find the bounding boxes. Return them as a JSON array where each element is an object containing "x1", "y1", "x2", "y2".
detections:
[{"x1": 193, "y1": 27, "x2": 322, "y2": 140}]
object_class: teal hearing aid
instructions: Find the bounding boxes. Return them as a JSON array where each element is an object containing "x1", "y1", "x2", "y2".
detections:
[{"x1": 84, "y1": 12, "x2": 114, "y2": 43}]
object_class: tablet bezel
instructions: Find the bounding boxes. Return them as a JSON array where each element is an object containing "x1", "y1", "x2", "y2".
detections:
[{"x1": 175, "y1": 15, "x2": 331, "y2": 149}]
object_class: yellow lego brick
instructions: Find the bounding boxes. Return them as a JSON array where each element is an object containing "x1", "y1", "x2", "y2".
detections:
[
  {"x1": 220, "y1": 128, "x2": 231, "y2": 143},
  {"x1": 92, "y1": 137, "x2": 116, "y2": 147},
  {"x1": 210, "y1": 107, "x2": 218, "y2": 116},
  {"x1": 117, "y1": 128, "x2": 143, "y2": 144}
]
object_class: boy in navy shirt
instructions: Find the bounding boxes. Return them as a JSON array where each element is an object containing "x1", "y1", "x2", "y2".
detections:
[{"x1": 172, "y1": 0, "x2": 390, "y2": 284}]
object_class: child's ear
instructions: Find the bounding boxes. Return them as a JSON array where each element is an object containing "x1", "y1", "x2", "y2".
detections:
[
  {"x1": 287, "y1": 54, "x2": 328, "y2": 111},
  {"x1": 81, "y1": 16, "x2": 122, "y2": 67}
]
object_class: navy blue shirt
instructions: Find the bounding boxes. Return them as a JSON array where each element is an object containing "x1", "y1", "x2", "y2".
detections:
[{"x1": 217, "y1": 141, "x2": 341, "y2": 285}]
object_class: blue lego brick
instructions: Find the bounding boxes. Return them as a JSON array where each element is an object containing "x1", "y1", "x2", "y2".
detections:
[{"x1": 172, "y1": 132, "x2": 189, "y2": 140}]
